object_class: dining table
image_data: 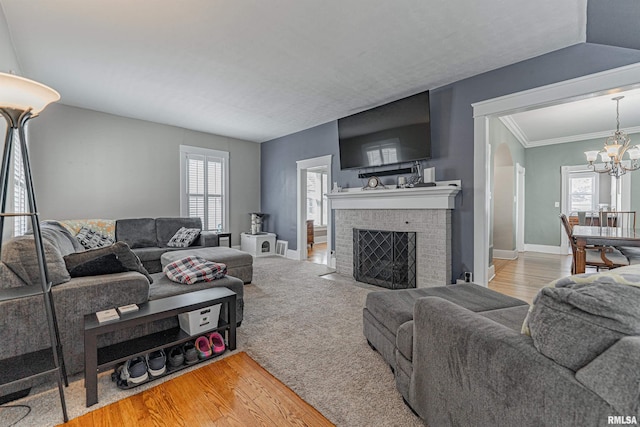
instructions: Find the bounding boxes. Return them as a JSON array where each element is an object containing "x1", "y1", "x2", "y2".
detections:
[{"x1": 571, "y1": 225, "x2": 640, "y2": 274}]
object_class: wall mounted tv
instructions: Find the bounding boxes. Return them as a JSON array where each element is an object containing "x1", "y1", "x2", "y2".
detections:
[{"x1": 338, "y1": 91, "x2": 431, "y2": 170}]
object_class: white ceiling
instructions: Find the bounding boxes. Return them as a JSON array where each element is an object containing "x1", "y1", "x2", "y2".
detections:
[
  {"x1": 500, "y1": 87, "x2": 640, "y2": 148},
  {"x1": 0, "y1": 0, "x2": 586, "y2": 143}
]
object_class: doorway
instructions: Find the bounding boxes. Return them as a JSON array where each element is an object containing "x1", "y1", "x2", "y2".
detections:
[
  {"x1": 296, "y1": 155, "x2": 332, "y2": 265},
  {"x1": 473, "y1": 62, "x2": 640, "y2": 286}
]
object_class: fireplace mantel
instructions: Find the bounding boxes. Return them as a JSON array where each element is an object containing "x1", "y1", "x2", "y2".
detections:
[{"x1": 326, "y1": 181, "x2": 461, "y2": 210}]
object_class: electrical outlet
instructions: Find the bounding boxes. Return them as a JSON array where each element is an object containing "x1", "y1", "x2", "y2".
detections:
[{"x1": 464, "y1": 272, "x2": 473, "y2": 282}]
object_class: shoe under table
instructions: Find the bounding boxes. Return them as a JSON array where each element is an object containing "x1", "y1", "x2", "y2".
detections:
[{"x1": 160, "y1": 247, "x2": 253, "y2": 284}]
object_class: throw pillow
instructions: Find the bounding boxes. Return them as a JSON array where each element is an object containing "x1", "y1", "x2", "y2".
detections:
[
  {"x1": 166, "y1": 227, "x2": 200, "y2": 248},
  {"x1": 521, "y1": 265, "x2": 640, "y2": 335},
  {"x1": 163, "y1": 256, "x2": 226, "y2": 284},
  {"x1": 64, "y1": 241, "x2": 153, "y2": 283},
  {"x1": 524, "y1": 270, "x2": 640, "y2": 371},
  {"x1": 75, "y1": 226, "x2": 115, "y2": 250}
]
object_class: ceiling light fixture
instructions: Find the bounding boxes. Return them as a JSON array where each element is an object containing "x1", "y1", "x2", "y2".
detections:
[{"x1": 585, "y1": 96, "x2": 640, "y2": 179}]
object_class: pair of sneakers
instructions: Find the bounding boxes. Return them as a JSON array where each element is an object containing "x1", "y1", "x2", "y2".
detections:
[
  {"x1": 167, "y1": 342, "x2": 199, "y2": 368},
  {"x1": 120, "y1": 349, "x2": 166, "y2": 386},
  {"x1": 194, "y1": 332, "x2": 226, "y2": 359}
]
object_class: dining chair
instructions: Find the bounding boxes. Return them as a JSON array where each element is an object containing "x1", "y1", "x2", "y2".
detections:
[
  {"x1": 600, "y1": 211, "x2": 636, "y2": 230},
  {"x1": 559, "y1": 214, "x2": 629, "y2": 274}
]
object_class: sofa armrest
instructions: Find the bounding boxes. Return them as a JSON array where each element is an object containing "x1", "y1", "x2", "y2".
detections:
[
  {"x1": 0, "y1": 271, "x2": 149, "y2": 374},
  {"x1": 197, "y1": 231, "x2": 219, "y2": 247},
  {"x1": 576, "y1": 336, "x2": 640, "y2": 415},
  {"x1": 410, "y1": 297, "x2": 614, "y2": 426}
]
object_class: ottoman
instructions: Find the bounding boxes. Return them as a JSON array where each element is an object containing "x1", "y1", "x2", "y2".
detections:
[
  {"x1": 161, "y1": 247, "x2": 253, "y2": 284},
  {"x1": 363, "y1": 284, "x2": 527, "y2": 369}
]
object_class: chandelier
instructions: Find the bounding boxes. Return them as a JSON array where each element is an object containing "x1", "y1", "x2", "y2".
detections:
[{"x1": 585, "y1": 96, "x2": 640, "y2": 179}]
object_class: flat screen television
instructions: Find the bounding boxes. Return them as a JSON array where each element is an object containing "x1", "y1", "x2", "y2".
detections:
[{"x1": 338, "y1": 91, "x2": 431, "y2": 170}]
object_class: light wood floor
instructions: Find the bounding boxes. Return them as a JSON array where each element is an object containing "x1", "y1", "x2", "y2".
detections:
[
  {"x1": 307, "y1": 242, "x2": 328, "y2": 265},
  {"x1": 489, "y1": 252, "x2": 572, "y2": 304},
  {"x1": 60, "y1": 352, "x2": 333, "y2": 427}
]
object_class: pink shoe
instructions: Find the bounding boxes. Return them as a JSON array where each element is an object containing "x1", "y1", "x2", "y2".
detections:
[{"x1": 208, "y1": 332, "x2": 226, "y2": 355}]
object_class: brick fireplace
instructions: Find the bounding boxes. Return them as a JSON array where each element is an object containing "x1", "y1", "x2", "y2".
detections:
[{"x1": 326, "y1": 184, "x2": 460, "y2": 288}]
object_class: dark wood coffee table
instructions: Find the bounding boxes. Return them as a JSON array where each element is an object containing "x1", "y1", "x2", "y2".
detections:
[{"x1": 84, "y1": 287, "x2": 236, "y2": 406}]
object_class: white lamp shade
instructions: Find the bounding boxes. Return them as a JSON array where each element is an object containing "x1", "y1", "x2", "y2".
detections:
[
  {"x1": 627, "y1": 146, "x2": 640, "y2": 160},
  {"x1": 0, "y1": 72, "x2": 60, "y2": 116},
  {"x1": 599, "y1": 151, "x2": 611, "y2": 162},
  {"x1": 605, "y1": 144, "x2": 621, "y2": 157},
  {"x1": 585, "y1": 151, "x2": 599, "y2": 162}
]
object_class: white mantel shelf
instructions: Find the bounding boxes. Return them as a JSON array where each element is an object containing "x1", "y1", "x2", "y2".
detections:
[{"x1": 326, "y1": 181, "x2": 461, "y2": 210}]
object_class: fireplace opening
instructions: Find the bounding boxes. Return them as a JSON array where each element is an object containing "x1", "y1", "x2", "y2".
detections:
[{"x1": 353, "y1": 228, "x2": 416, "y2": 289}]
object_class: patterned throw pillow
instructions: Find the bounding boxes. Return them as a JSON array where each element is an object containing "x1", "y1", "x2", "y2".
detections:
[
  {"x1": 75, "y1": 226, "x2": 115, "y2": 250},
  {"x1": 167, "y1": 227, "x2": 200, "y2": 248}
]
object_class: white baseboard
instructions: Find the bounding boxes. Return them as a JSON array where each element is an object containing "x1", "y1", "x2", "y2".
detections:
[
  {"x1": 314, "y1": 236, "x2": 327, "y2": 244},
  {"x1": 286, "y1": 249, "x2": 300, "y2": 260},
  {"x1": 524, "y1": 244, "x2": 565, "y2": 255},
  {"x1": 493, "y1": 249, "x2": 518, "y2": 260},
  {"x1": 487, "y1": 264, "x2": 496, "y2": 282}
]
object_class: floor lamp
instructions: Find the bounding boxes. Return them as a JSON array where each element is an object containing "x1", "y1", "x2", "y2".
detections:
[{"x1": 0, "y1": 72, "x2": 68, "y2": 422}]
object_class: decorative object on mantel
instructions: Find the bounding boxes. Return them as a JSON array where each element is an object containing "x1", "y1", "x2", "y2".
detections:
[
  {"x1": 362, "y1": 176, "x2": 386, "y2": 190},
  {"x1": 585, "y1": 96, "x2": 640, "y2": 179}
]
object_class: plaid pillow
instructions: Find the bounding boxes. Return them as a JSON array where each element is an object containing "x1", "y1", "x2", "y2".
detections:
[
  {"x1": 75, "y1": 226, "x2": 115, "y2": 250},
  {"x1": 163, "y1": 256, "x2": 227, "y2": 284},
  {"x1": 167, "y1": 227, "x2": 200, "y2": 248}
]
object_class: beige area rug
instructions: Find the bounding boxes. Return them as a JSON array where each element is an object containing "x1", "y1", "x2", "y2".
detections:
[{"x1": 2, "y1": 256, "x2": 424, "y2": 427}]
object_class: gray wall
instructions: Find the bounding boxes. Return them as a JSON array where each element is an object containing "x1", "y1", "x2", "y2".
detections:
[
  {"x1": 261, "y1": 42, "x2": 640, "y2": 282},
  {"x1": 525, "y1": 133, "x2": 640, "y2": 247},
  {"x1": 28, "y1": 104, "x2": 260, "y2": 245},
  {"x1": 587, "y1": 0, "x2": 640, "y2": 50}
]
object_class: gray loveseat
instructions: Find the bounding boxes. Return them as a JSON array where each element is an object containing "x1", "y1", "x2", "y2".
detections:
[
  {"x1": 364, "y1": 274, "x2": 640, "y2": 426},
  {"x1": 0, "y1": 221, "x2": 244, "y2": 382}
]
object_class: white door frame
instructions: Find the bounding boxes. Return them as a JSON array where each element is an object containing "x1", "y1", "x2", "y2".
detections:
[
  {"x1": 296, "y1": 155, "x2": 333, "y2": 263},
  {"x1": 473, "y1": 62, "x2": 640, "y2": 286},
  {"x1": 515, "y1": 163, "x2": 525, "y2": 253}
]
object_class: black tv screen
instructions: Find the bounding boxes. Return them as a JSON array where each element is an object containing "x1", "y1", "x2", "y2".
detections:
[{"x1": 338, "y1": 91, "x2": 431, "y2": 170}]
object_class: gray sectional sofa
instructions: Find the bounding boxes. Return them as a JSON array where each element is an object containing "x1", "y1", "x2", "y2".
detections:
[
  {"x1": 115, "y1": 217, "x2": 220, "y2": 273},
  {"x1": 364, "y1": 273, "x2": 640, "y2": 426},
  {"x1": 0, "y1": 219, "x2": 245, "y2": 381}
]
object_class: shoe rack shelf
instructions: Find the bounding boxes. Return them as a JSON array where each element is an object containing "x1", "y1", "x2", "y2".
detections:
[
  {"x1": 84, "y1": 287, "x2": 237, "y2": 407},
  {"x1": 112, "y1": 345, "x2": 228, "y2": 390}
]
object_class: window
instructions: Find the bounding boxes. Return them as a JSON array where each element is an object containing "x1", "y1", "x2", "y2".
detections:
[
  {"x1": 306, "y1": 170, "x2": 327, "y2": 226},
  {"x1": 13, "y1": 133, "x2": 27, "y2": 236},
  {"x1": 180, "y1": 146, "x2": 229, "y2": 231},
  {"x1": 568, "y1": 171, "x2": 598, "y2": 212}
]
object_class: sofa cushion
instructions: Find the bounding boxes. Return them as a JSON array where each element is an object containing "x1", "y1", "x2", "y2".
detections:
[
  {"x1": 365, "y1": 284, "x2": 527, "y2": 337},
  {"x1": 75, "y1": 226, "x2": 115, "y2": 249},
  {"x1": 133, "y1": 247, "x2": 177, "y2": 263},
  {"x1": 2, "y1": 235, "x2": 71, "y2": 286},
  {"x1": 64, "y1": 241, "x2": 153, "y2": 283},
  {"x1": 116, "y1": 218, "x2": 157, "y2": 248},
  {"x1": 526, "y1": 276, "x2": 640, "y2": 371},
  {"x1": 166, "y1": 227, "x2": 200, "y2": 248},
  {"x1": 156, "y1": 217, "x2": 202, "y2": 247},
  {"x1": 576, "y1": 336, "x2": 640, "y2": 414},
  {"x1": 160, "y1": 247, "x2": 253, "y2": 269}
]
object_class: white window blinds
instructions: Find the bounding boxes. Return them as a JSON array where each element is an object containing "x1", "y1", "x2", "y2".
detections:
[
  {"x1": 180, "y1": 146, "x2": 229, "y2": 231},
  {"x1": 13, "y1": 133, "x2": 27, "y2": 236}
]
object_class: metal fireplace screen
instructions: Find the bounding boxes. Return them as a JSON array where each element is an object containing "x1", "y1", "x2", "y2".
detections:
[{"x1": 353, "y1": 229, "x2": 416, "y2": 289}]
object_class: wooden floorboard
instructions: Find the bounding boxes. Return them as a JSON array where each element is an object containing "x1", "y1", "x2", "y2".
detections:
[
  {"x1": 489, "y1": 252, "x2": 573, "y2": 304},
  {"x1": 61, "y1": 352, "x2": 333, "y2": 427},
  {"x1": 307, "y1": 242, "x2": 327, "y2": 265}
]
